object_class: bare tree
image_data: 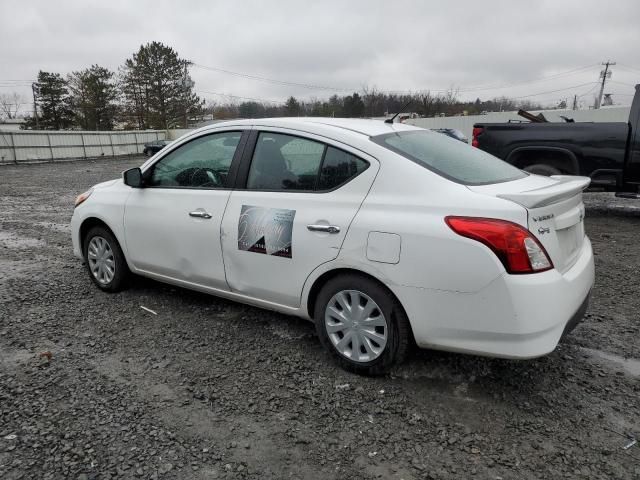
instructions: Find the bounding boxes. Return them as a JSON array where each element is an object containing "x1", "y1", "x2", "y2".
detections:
[
  {"x1": 417, "y1": 90, "x2": 435, "y2": 117},
  {"x1": 0, "y1": 92, "x2": 25, "y2": 119}
]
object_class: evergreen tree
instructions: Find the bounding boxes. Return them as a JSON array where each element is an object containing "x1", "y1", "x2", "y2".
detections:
[
  {"x1": 238, "y1": 101, "x2": 266, "y2": 118},
  {"x1": 120, "y1": 41, "x2": 202, "y2": 129},
  {"x1": 23, "y1": 71, "x2": 73, "y2": 130},
  {"x1": 68, "y1": 65, "x2": 118, "y2": 130},
  {"x1": 284, "y1": 96, "x2": 301, "y2": 116},
  {"x1": 343, "y1": 92, "x2": 365, "y2": 117}
]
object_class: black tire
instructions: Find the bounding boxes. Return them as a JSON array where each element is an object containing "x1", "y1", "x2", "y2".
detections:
[
  {"x1": 144, "y1": 149, "x2": 152, "y2": 157},
  {"x1": 83, "y1": 226, "x2": 130, "y2": 292},
  {"x1": 314, "y1": 274, "x2": 411, "y2": 375},
  {"x1": 523, "y1": 164, "x2": 562, "y2": 176}
]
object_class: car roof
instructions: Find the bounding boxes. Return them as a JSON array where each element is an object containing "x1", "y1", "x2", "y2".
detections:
[{"x1": 194, "y1": 117, "x2": 422, "y2": 138}]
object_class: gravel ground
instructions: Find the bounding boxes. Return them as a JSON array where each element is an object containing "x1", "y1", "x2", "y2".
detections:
[{"x1": 1, "y1": 157, "x2": 639, "y2": 480}]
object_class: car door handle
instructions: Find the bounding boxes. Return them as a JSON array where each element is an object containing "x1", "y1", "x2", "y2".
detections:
[
  {"x1": 307, "y1": 224, "x2": 340, "y2": 234},
  {"x1": 189, "y1": 210, "x2": 212, "y2": 219}
]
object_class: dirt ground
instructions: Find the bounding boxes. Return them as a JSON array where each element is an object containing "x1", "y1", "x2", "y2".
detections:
[{"x1": 1, "y1": 157, "x2": 639, "y2": 480}]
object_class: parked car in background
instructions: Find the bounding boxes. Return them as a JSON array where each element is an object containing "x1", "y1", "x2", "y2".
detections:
[
  {"x1": 143, "y1": 139, "x2": 171, "y2": 156},
  {"x1": 431, "y1": 128, "x2": 469, "y2": 143},
  {"x1": 71, "y1": 118, "x2": 594, "y2": 375},
  {"x1": 472, "y1": 84, "x2": 640, "y2": 194}
]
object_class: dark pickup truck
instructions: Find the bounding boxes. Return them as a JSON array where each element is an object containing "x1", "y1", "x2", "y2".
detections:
[{"x1": 472, "y1": 84, "x2": 640, "y2": 194}]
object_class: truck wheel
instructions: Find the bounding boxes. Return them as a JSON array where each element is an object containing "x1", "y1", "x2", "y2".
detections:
[
  {"x1": 523, "y1": 164, "x2": 562, "y2": 176},
  {"x1": 314, "y1": 274, "x2": 411, "y2": 375}
]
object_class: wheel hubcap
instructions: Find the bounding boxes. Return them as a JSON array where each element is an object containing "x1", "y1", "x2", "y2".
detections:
[
  {"x1": 87, "y1": 236, "x2": 115, "y2": 285},
  {"x1": 324, "y1": 290, "x2": 388, "y2": 363}
]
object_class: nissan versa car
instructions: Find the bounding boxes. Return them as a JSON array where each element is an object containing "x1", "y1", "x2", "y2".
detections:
[{"x1": 71, "y1": 118, "x2": 595, "y2": 375}]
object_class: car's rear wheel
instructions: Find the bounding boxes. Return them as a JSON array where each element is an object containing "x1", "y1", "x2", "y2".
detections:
[
  {"x1": 314, "y1": 274, "x2": 411, "y2": 375},
  {"x1": 523, "y1": 164, "x2": 562, "y2": 176},
  {"x1": 83, "y1": 226, "x2": 130, "y2": 292}
]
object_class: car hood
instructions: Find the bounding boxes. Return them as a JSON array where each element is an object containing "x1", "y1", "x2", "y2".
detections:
[{"x1": 92, "y1": 179, "x2": 120, "y2": 190}]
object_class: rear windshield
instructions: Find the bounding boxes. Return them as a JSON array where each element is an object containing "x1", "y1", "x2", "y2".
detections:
[{"x1": 371, "y1": 130, "x2": 527, "y2": 185}]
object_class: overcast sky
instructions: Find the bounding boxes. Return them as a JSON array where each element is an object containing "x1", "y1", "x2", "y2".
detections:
[{"x1": 1, "y1": 0, "x2": 639, "y2": 114}]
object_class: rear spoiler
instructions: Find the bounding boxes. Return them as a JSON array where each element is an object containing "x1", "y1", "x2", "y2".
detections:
[{"x1": 497, "y1": 175, "x2": 591, "y2": 208}]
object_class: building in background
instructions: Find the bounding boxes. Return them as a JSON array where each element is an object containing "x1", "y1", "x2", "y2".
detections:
[{"x1": 0, "y1": 118, "x2": 26, "y2": 131}]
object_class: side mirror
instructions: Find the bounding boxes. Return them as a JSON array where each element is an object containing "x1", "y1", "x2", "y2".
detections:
[{"x1": 123, "y1": 167, "x2": 143, "y2": 188}]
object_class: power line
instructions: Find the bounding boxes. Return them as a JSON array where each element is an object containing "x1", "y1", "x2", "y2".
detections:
[
  {"x1": 192, "y1": 63, "x2": 351, "y2": 92},
  {"x1": 196, "y1": 89, "x2": 283, "y2": 105},
  {"x1": 509, "y1": 82, "x2": 598, "y2": 99},
  {"x1": 608, "y1": 80, "x2": 636, "y2": 88},
  {"x1": 434, "y1": 64, "x2": 599, "y2": 94},
  {"x1": 192, "y1": 62, "x2": 600, "y2": 96},
  {"x1": 577, "y1": 83, "x2": 600, "y2": 98},
  {"x1": 617, "y1": 63, "x2": 640, "y2": 74}
]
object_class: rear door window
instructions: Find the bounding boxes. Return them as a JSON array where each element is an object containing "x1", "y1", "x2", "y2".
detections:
[
  {"x1": 372, "y1": 130, "x2": 526, "y2": 185},
  {"x1": 247, "y1": 132, "x2": 324, "y2": 191},
  {"x1": 246, "y1": 132, "x2": 369, "y2": 191},
  {"x1": 319, "y1": 147, "x2": 369, "y2": 190}
]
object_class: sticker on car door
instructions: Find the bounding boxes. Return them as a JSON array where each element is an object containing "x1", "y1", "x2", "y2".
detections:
[{"x1": 238, "y1": 205, "x2": 296, "y2": 258}]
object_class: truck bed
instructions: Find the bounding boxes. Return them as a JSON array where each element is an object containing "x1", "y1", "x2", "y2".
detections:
[{"x1": 472, "y1": 121, "x2": 629, "y2": 190}]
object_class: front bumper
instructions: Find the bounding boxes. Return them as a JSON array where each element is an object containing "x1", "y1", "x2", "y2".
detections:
[
  {"x1": 70, "y1": 211, "x2": 83, "y2": 260},
  {"x1": 393, "y1": 237, "x2": 595, "y2": 359}
]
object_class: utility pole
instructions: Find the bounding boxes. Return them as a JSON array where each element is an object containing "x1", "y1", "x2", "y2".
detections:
[
  {"x1": 595, "y1": 60, "x2": 615, "y2": 109},
  {"x1": 182, "y1": 64, "x2": 194, "y2": 128},
  {"x1": 31, "y1": 82, "x2": 39, "y2": 129}
]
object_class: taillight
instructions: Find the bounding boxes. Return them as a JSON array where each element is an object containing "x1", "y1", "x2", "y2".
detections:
[
  {"x1": 472, "y1": 127, "x2": 484, "y2": 148},
  {"x1": 445, "y1": 216, "x2": 553, "y2": 274}
]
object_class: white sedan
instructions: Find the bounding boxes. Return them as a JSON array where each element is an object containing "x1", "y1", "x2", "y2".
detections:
[{"x1": 71, "y1": 118, "x2": 595, "y2": 374}]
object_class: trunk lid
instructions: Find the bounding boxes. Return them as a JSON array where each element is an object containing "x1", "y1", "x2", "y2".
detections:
[{"x1": 468, "y1": 174, "x2": 590, "y2": 272}]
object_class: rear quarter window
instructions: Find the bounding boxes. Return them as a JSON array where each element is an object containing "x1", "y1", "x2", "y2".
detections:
[{"x1": 371, "y1": 130, "x2": 526, "y2": 185}]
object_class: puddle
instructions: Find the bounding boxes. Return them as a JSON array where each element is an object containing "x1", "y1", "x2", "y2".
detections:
[{"x1": 582, "y1": 348, "x2": 640, "y2": 377}]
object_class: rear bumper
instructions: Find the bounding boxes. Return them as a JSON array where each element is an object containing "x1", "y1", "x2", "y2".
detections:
[
  {"x1": 560, "y1": 292, "x2": 590, "y2": 340},
  {"x1": 393, "y1": 237, "x2": 595, "y2": 359}
]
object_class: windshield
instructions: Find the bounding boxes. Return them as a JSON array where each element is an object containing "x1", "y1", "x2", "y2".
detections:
[{"x1": 372, "y1": 130, "x2": 527, "y2": 185}]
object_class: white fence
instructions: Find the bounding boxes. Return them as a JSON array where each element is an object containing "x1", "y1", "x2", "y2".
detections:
[
  {"x1": 405, "y1": 106, "x2": 631, "y2": 140},
  {"x1": 1, "y1": 107, "x2": 631, "y2": 165},
  {"x1": 0, "y1": 130, "x2": 166, "y2": 165}
]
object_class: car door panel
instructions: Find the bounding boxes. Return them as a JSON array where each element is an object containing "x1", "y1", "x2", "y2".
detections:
[
  {"x1": 124, "y1": 188, "x2": 230, "y2": 289},
  {"x1": 221, "y1": 128, "x2": 379, "y2": 307},
  {"x1": 123, "y1": 129, "x2": 249, "y2": 290}
]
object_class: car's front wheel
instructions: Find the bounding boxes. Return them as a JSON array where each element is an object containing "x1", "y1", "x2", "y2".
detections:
[
  {"x1": 314, "y1": 274, "x2": 411, "y2": 375},
  {"x1": 83, "y1": 226, "x2": 130, "y2": 292}
]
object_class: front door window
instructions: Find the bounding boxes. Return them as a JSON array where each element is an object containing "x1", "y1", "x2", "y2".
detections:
[{"x1": 149, "y1": 131, "x2": 241, "y2": 188}]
